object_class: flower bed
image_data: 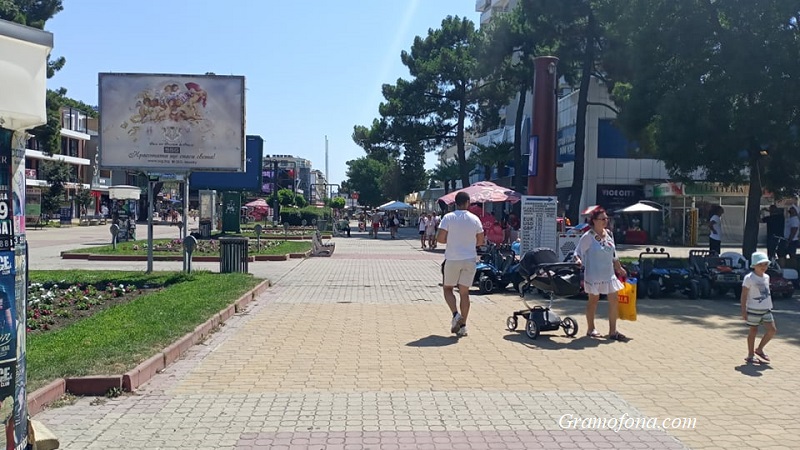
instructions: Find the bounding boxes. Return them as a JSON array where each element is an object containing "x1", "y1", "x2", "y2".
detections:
[{"x1": 27, "y1": 281, "x2": 140, "y2": 333}]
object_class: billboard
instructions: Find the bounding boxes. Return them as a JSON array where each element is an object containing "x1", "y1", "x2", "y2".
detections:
[
  {"x1": 98, "y1": 73, "x2": 245, "y2": 172},
  {"x1": 190, "y1": 135, "x2": 263, "y2": 191}
]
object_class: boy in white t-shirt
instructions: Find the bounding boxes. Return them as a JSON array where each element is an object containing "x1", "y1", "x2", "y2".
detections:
[{"x1": 740, "y1": 252, "x2": 777, "y2": 364}]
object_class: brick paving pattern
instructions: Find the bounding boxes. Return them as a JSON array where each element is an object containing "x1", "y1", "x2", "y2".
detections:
[{"x1": 29, "y1": 225, "x2": 800, "y2": 449}]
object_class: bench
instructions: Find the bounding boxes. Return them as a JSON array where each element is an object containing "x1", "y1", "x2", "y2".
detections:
[
  {"x1": 311, "y1": 230, "x2": 335, "y2": 257},
  {"x1": 26, "y1": 215, "x2": 43, "y2": 230}
]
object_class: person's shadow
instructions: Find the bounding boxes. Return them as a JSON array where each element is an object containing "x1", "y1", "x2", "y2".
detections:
[
  {"x1": 734, "y1": 361, "x2": 773, "y2": 377},
  {"x1": 503, "y1": 333, "x2": 613, "y2": 350},
  {"x1": 406, "y1": 335, "x2": 459, "y2": 347}
]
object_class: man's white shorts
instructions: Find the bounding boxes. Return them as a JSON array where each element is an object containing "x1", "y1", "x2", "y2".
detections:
[{"x1": 443, "y1": 259, "x2": 476, "y2": 288}]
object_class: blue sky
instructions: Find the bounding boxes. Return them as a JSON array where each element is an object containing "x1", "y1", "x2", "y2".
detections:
[{"x1": 45, "y1": 0, "x2": 479, "y2": 187}]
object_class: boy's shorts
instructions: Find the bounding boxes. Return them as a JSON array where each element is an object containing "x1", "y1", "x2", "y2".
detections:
[{"x1": 746, "y1": 308, "x2": 774, "y2": 326}]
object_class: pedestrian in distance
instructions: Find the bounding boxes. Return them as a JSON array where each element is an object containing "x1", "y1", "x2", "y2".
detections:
[
  {"x1": 761, "y1": 205, "x2": 785, "y2": 260},
  {"x1": 784, "y1": 205, "x2": 799, "y2": 259},
  {"x1": 425, "y1": 213, "x2": 436, "y2": 250},
  {"x1": 437, "y1": 191, "x2": 485, "y2": 337},
  {"x1": 418, "y1": 214, "x2": 429, "y2": 248},
  {"x1": 708, "y1": 205, "x2": 724, "y2": 255},
  {"x1": 573, "y1": 207, "x2": 628, "y2": 341},
  {"x1": 741, "y1": 252, "x2": 776, "y2": 364}
]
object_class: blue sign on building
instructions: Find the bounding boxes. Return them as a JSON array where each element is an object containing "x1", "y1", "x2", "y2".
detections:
[
  {"x1": 190, "y1": 135, "x2": 264, "y2": 191},
  {"x1": 557, "y1": 125, "x2": 576, "y2": 163}
]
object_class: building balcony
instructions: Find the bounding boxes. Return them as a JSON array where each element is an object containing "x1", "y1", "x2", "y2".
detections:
[
  {"x1": 476, "y1": 0, "x2": 491, "y2": 12},
  {"x1": 60, "y1": 106, "x2": 91, "y2": 140}
]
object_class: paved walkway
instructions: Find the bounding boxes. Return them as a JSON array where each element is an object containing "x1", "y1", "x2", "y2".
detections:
[{"x1": 29, "y1": 226, "x2": 800, "y2": 449}]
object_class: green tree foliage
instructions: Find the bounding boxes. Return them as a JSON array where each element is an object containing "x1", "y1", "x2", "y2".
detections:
[
  {"x1": 39, "y1": 160, "x2": 72, "y2": 215},
  {"x1": 329, "y1": 197, "x2": 346, "y2": 210},
  {"x1": 429, "y1": 160, "x2": 461, "y2": 193},
  {"x1": 74, "y1": 187, "x2": 93, "y2": 216},
  {"x1": 294, "y1": 194, "x2": 308, "y2": 208},
  {"x1": 605, "y1": 0, "x2": 800, "y2": 256},
  {"x1": 468, "y1": 142, "x2": 513, "y2": 181},
  {"x1": 344, "y1": 157, "x2": 388, "y2": 207},
  {"x1": 0, "y1": 0, "x2": 62, "y2": 29},
  {"x1": 380, "y1": 16, "x2": 507, "y2": 188},
  {"x1": 400, "y1": 143, "x2": 428, "y2": 195},
  {"x1": 276, "y1": 188, "x2": 296, "y2": 207}
]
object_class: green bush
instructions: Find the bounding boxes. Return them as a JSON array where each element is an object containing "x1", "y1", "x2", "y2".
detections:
[{"x1": 279, "y1": 206, "x2": 329, "y2": 226}]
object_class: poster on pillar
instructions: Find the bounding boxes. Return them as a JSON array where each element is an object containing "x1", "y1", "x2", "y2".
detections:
[
  {"x1": 0, "y1": 133, "x2": 13, "y2": 253},
  {"x1": 528, "y1": 136, "x2": 538, "y2": 177}
]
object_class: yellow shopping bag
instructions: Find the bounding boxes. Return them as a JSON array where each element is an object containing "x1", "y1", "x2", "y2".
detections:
[{"x1": 618, "y1": 278, "x2": 637, "y2": 321}]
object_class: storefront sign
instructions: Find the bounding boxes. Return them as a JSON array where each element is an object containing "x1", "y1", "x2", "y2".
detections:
[
  {"x1": 646, "y1": 182, "x2": 750, "y2": 197},
  {"x1": 520, "y1": 196, "x2": 558, "y2": 255},
  {"x1": 645, "y1": 182, "x2": 684, "y2": 198},
  {"x1": 684, "y1": 182, "x2": 748, "y2": 196},
  {"x1": 596, "y1": 184, "x2": 644, "y2": 214}
]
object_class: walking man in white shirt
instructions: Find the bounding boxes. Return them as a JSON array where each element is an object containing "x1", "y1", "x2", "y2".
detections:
[{"x1": 437, "y1": 192, "x2": 485, "y2": 337}]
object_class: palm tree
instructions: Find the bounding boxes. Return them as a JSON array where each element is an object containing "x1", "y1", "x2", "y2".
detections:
[
  {"x1": 429, "y1": 160, "x2": 461, "y2": 194},
  {"x1": 468, "y1": 142, "x2": 513, "y2": 181}
]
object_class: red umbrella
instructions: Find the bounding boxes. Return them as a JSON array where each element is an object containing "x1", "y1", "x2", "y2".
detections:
[{"x1": 438, "y1": 181, "x2": 522, "y2": 206}]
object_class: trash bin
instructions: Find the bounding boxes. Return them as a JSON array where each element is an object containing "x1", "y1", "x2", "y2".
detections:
[
  {"x1": 199, "y1": 219, "x2": 212, "y2": 239},
  {"x1": 316, "y1": 220, "x2": 327, "y2": 232},
  {"x1": 219, "y1": 237, "x2": 249, "y2": 273}
]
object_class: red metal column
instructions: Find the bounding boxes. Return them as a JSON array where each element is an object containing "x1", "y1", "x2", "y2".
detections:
[{"x1": 527, "y1": 56, "x2": 559, "y2": 196}]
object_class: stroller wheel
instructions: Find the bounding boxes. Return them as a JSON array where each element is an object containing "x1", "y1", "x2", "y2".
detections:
[
  {"x1": 561, "y1": 316, "x2": 579, "y2": 337},
  {"x1": 525, "y1": 318, "x2": 540, "y2": 339},
  {"x1": 506, "y1": 316, "x2": 518, "y2": 331}
]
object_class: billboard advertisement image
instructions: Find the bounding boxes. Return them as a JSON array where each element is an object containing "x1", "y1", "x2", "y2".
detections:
[{"x1": 99, "y1": 73, "x2": 245, "y2": 171}]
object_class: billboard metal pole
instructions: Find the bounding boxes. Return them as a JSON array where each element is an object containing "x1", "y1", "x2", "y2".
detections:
[
  {"x1": 183, "y1": 175, "x2": 190, "y2": 239},
  {"x1": 147, "y1": 180, "x2": 154, "y2": 273}
]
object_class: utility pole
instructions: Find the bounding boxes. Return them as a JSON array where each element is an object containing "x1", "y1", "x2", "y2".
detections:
[{"x1": 325, "y1": 135, "x2": 329, "y2": 198}]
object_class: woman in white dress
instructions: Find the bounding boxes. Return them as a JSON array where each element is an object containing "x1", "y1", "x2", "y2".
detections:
[{"x1": 574, "y1": 208, "x2": 628, "y2": 341}]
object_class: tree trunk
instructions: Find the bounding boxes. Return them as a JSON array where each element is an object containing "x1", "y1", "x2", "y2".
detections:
[
  {"x1": 457, "y1": 101, "x2": 470, "y2": 189},
  {"x1": 484, "y1": 165, "x2": 491, "y2": 180},
  {"x1": 513, "y1": 85, "x2": 527, "y2": 194},
  {"x1": 566, "y1": 13, "x2": 596, "y2": 225},
  {"x1": 742, "y1": 155, "x2": 763, "y2": 258}
]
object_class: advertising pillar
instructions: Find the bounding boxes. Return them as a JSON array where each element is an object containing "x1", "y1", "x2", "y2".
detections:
[
  {"x1": 527, "y1": 56, "x2": 559, "y2": 196},
  {"x1": 0, "y1": 129, "x2": 28, "y2": 450},
  {"x1": 0, "y1": 18, "x2": 53, "y2": 449}
]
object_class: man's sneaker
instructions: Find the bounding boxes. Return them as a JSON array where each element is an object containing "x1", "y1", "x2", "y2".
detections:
[
  {"x1": 450, "y1": 313, "x2": 464, "y2": 333},
  {"x1": 456, "y1": 325, "x2": 468, "y2": 337}
]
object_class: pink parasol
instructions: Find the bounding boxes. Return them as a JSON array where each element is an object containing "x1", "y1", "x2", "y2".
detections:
[
  {"x1": 438, "y1": 181, "x2": 522, "y2": 206},
  {"x1": 245, "y1": 198, "x2": 269, "y2": 210}
]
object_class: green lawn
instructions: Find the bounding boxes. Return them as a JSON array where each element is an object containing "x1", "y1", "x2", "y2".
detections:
[
  {"x1": 64, "y1": 239, "x2": 311, "y2": 256},
  {"x1": 27, "y1": 270, "x2": 263, "y2": 391}
]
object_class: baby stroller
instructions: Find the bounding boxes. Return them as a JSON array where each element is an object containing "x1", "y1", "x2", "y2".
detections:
[{"x1": 506, "y1": 248, "x2": 581, "y2": 339}]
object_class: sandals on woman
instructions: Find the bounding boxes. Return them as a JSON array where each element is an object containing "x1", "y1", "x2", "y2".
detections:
[
  {"x1": 586, "y1": 329, "x2": 601, "y2": 338},
  {"x1": 607, "y1": 332, "x2": 628, "y2": 341}
]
